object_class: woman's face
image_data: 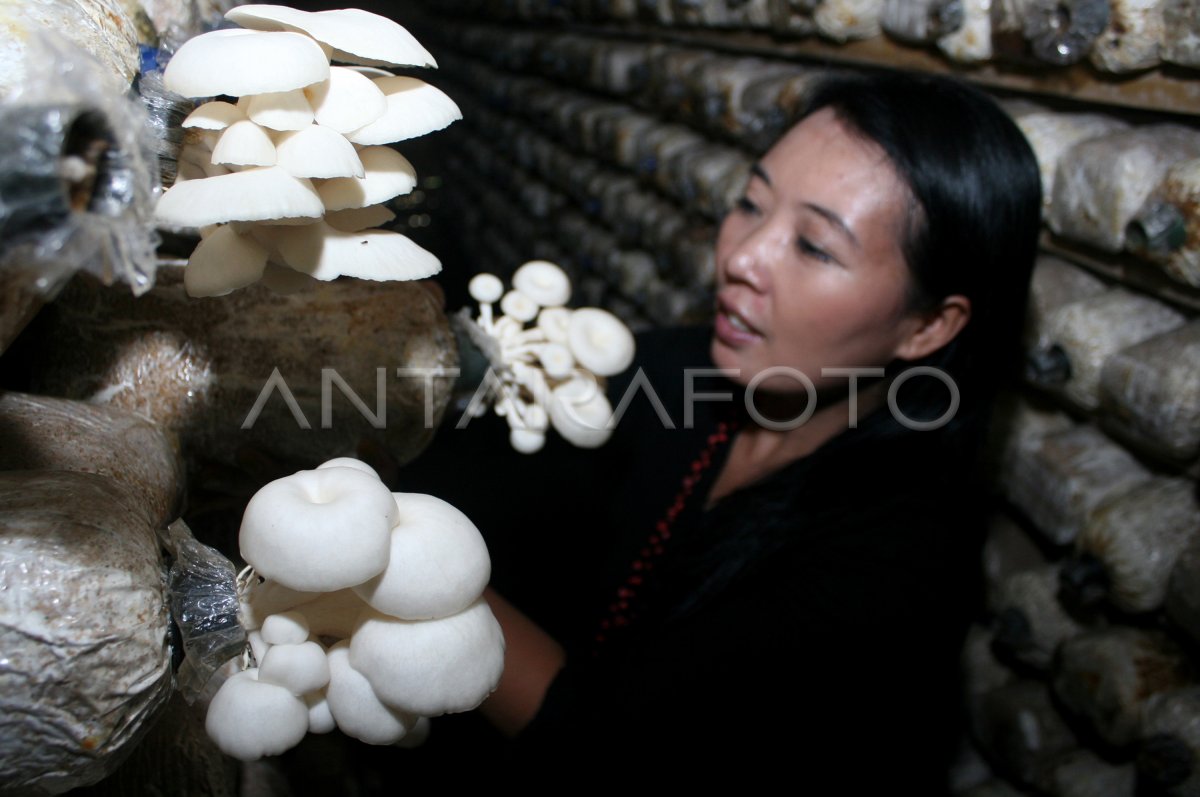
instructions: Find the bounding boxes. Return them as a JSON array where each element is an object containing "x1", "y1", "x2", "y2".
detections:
[{"x1": 711, "y1": 107, "x2": 925, "y2": 394}]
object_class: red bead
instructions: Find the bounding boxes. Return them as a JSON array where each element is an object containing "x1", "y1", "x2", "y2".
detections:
[
  {"x1": 656, "y1": 520, "x2": 669, "y2": 534},
  {"x1": 631, "y1": 561, "x2": 643, "y2": 571},
  {"x1": 653, "y1": 545, "x2": 664, "y2": 555},
  {"x1": 629, "y1": 575, "x2": 643, "y2": 585},
  {"x1": 600, "y1": 619, "x2": 611, "y2": 630},
  {"x1": 640, "y1": 548, "x2": 651, "y2": 558}
]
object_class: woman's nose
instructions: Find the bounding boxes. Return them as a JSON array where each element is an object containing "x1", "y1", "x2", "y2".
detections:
[{"x1": 721, "y1": 219, "x2": 784, "y2": 290}]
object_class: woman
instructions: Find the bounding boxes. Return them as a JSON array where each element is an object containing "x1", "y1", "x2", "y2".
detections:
[{"x1": 449, "y1": 70, "x2": 1040, "y2": 786}]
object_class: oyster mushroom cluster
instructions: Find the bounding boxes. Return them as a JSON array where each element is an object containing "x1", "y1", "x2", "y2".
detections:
[
  {"x1": 206, "y1": 457, "x2": 504, "y2": 760},
  {"x1": 463, "y1": 260, "x2": 635, "y2": 453},
  {"x1": 156, "y1": 4, "x2": 461, "y2": 297}
]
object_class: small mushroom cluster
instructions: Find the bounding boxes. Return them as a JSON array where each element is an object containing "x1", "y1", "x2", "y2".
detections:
[
  {"x1": 156, "y1": 4, "x2": 461, "y2": 297},
  {"x1": 464, "y1": 260, "x2": 635, "y2": 453},
  {"x1": 205, "y1": 457, "x2": 503, "y2": 760}
]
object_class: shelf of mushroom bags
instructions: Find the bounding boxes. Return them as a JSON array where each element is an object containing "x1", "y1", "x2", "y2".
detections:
[
  {"x1": 442, "y1": 130, "x2": 712, "y2": 327},
  {"x1": 409, "y1": 0, "x2": 1200, "y2": 119}
]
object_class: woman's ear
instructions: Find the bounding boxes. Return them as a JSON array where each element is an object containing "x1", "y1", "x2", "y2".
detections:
[{"x1": 894, "y1": 295, "x2": 971, "y2": 362}]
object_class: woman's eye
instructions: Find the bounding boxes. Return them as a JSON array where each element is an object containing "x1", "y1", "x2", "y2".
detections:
[
  {"x1": 735, "y1": 196, "x2": 759, "y2": 215},
  {"x1": 796, "y1": 237, "x2": 833, "y2": 263}
]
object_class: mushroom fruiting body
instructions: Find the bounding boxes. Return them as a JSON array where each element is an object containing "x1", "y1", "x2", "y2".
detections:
[
  {"x1": 350, "y1": 599, "x2": 507, "y2": 716},
  {"x1": 209, "y1": 457, "x2": 503, "y2": 758},
  {"x1": 155, "y1": 4, "x2": 454, "y2": 297},
  {"x1": 239, "y1": 465, "x2": 397, "y2": 592},
  {"x1": 163, "y1": 29, "x2": 330, "y2": 98},
  {"x1": 568, "y1": 308, "x2": 636, "y2": 377},
  {"x1": 353, "y1": 492, "x2": 491, "y2": 620},
  {"x1": 224, "y1": 5, "x2": 438, "y2": 68},
  {"x1": 205, "y1": 669, "x2": 310, "y2": 761},
  {"x1": 460, "y1": 261, "x2": 635, "y2": 452}
]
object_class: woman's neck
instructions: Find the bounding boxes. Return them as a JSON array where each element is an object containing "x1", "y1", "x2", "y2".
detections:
[{"x1": 707, "y1": 380, "x2": 889, "y2": 507}]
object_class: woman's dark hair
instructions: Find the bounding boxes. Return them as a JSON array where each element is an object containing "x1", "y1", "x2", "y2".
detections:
[{"x1": 795, "y1": 70, "x2": 1042, "y2": 440}]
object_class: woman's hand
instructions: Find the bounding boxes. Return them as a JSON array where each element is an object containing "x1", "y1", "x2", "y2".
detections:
[{"x1": 478, "y1": 587, "x2": 566, "y2": 737}]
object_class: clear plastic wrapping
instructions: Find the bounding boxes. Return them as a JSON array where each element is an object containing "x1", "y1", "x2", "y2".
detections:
[
  {"x1": 991, "y1": 564, "x2": 1083, "y2": 671},
  {"x1": 0, "y1": 470, "x2": 171, "y2": 795},
  {"x1": 881, "y1": 0, "x2": 964, "y2": 43},
  {"x1": 0, "y1": 27, "x2": 160, "y2": 321},
  {"x1": 1010, "y1": 108, "x2": 1128, "y2": 216},
  {"x1": 1140, "y1": 687, "x2": 1200, "y2": 795},
  {"x1": 1023, "y1": 0, "x2": 1110, "y2": 65},
  {"x1": 1163, "y1": 0, "x2": 1200, "y2": 68},
  {"x1": 0, "y1": 391, "x2": 184, "y2": 527},
  {"x1": 1100, "y1": 320, "x2": 1200, "y2": 460},
  {"x1": 1005, "y1": 424, "x2": 1153, "y2": 546},
  {"x1": 1129, "y1": 158, "x2": 1200, "y2": 287},
  {"x1": 1036, "y1": 288, "x2": 1186, "y2": 410},
  {"x1": 1090, "y1": 0, "x2": 1165, "y2": 73},
  {"x1": 813, "y1": 0, "x2": 885, "y2": 41},
  {"x1": 1073, "y1": 478, "x2": 1200, "y2": 614},
  {"x1": 33, "y1": 271, "x2": 457, "y2": 470},
  {"x1": 938, "y1": 0, "x2": 993, "y2": 62},
  {"x1": 1049, "y1": 125, "x2": 1200, "y2": 253},
  {"x1": 164, "y1": 519, "x2": 246, "y2": 703},
  {"x1": 1053, "y1": 629, "x2": 1192, "y2": 748}
]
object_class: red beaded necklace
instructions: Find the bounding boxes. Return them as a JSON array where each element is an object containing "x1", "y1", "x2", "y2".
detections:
[{"x1": 592, "y1": 419, "x2": 739, "y2": 651}]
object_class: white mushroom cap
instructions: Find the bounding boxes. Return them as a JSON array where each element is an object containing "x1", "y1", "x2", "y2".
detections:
[
  {"x1": 325, "y1": 641, "x2": 417, "y2": 745},
  {"x1": 468, "y1": 273, "x2": 504, "y2": 303},
  {"x1": 245, "y1": 89, "x2": 314, "y2": 132},
  {"x1": 350, "y1": 600, "x2": 505, "y2": 717},
  {"x1": 260, "y1": 611, "x2": 310, "y2": 646},
  {"x1": 567, "y1": 308, "x2": 635, "y2": 377},
  {"x1": 315, "y1": 457, "x2": 379, "y2": 479},
  {"x1": 549, "y1": 376, "x2": 615, "y2": 448},
  {"x1": 205, "y1": 669, "x2": 309, "y2": 761},
  {"x1": 500, "y1": 290, "x2": 538, "y2": 323},
  {"x1": 183, "y1": 224, "x2": 268, "y2": 298},
  {"x1": 239, "y1": 465, "x2": 398, "y2": 593},
  {"x1": 226, "y1": 5, "x2": 437, "y2": 68},
  {"x1": 347, "y1": 76, "x2": 461, "y2": 146},
  {"x1": 306, "y1": 692, "x2": 336, "y2": 734},
  {"x1": 183, "y1": 101, "x2": 246, "y2": 130},
  {"x1": 266, "y1": 220, "x2": 440, "y2": 282},
  {"x1": 537, "y1": 307, "x2": 572, "y2": 344},
  {"x1": 156, "y1": 167, "x2": 324, "y2": 228},
  {"x1": 258, "y1": 641, "x2": 331, "y2": 695},
  {"x1": 324, "y1": 204, "x2": 396, "y2": 232},
  {"x1": 274, "y1": 125, "x2": 363, "y2": 179},
  {"x1": 510, "y1": 428, "x2": 546, "y2": 454},
  {"x1": 538, "y1": 343, "x2": 574, "y2": 380},
  {"x1": 164, "y1": 29, "x2": 330, "y2": 98},
  {"x1": 305, "y1": 67, "x2": 388, "y2": 134},
  {"x1": 211, "y1": 120, "x2": 277, "y2": 167},
  {"x1": 317, "y1": 146, "x2": 417, "y2": 211},
  {"x1": 352, "y1": 493, "x2": 491, "y2": 620},
  {"x1": 512, "y1": 260, "x2": 571, "y2": 307}
]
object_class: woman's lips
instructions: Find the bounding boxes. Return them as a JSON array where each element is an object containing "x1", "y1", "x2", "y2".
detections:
[{"x1": 714, "y1": 298, "x2": 761, "y2": 346}]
